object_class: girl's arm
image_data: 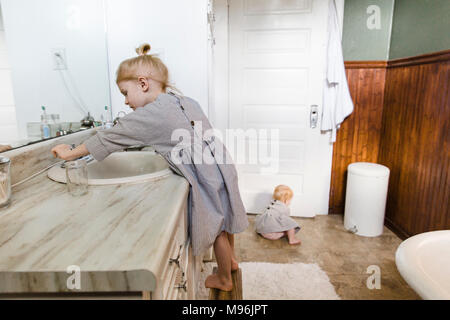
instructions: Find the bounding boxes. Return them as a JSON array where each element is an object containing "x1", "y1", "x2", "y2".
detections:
[
  {"x1": 51, "y1": 144, "x2": 89, "y2": 161},
  {"x1": 81, "y1": 107, "x2": 157, "y2": 162},
  {"x1": 52, "y1": 104, "x2": 162, "y2": 162}
]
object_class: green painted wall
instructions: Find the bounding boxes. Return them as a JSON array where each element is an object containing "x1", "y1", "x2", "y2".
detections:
[
  {"x1": 389, "y1": 0, "x2": 450, "y2": 59},
  {"x1": 342, "y1": 0, "x2": 395, "y2": 60}
]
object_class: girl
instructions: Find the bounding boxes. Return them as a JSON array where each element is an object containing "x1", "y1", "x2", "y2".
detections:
[
  {"x1": 51, "y1": 43, "x2": 249, "y2": 292},
  {"x1": 255, "y1": 185, "x2": 302, "y2": 245}
]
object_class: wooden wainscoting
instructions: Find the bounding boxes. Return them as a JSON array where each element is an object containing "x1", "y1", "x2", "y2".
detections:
[
  {"x1": 328, "y1": 61, "x2": 387, "y2": 214},
  {"x1": 330, "y1": 50, "x2": 450, "y2": 239},
  {"x1": 378, "y1": 50, "x2": 450, "y2": 237}
]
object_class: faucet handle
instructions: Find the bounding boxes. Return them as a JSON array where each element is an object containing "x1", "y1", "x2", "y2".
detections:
[
  {"x1": 60, "y1": 154, "x2": 94, "y2": 168},
  {"x1": 113, "y1": 111, "x2": 127, "y2": 125}
]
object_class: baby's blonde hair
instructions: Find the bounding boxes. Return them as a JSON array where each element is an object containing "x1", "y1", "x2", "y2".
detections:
[
  {"x1": 116, "y1": 43, "x2": 179, "y2": 93},
  {"x1": 273, "y1": 185, "x2": 294, "y2": 203}
]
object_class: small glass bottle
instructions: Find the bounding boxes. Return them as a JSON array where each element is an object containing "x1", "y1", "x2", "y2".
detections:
[
  {"x1": 0, "y1": 156, "x2": 11, "y2": 208},
  {"x1": 40, "y1": 106, "x2": 51, "y2": 139},
  {"x1": 104, "y1": 106, "x2": 113, "y2": 129}
]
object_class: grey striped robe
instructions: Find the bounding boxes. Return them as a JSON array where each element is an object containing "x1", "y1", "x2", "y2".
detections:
[{"x1": 84, "y1": 92, "x2": 249, "y2": 256}]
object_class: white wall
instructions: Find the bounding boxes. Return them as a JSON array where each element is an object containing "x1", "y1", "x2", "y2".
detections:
[
  {"x1": 105, "y1": 0, "x2": 209, "y2": 116},
  {"x1": 0, "y1": 3, "x2": 18, "y2": 143},
  {"x1": 1, "y1": 0, "x2": 111, "y2": 139}
]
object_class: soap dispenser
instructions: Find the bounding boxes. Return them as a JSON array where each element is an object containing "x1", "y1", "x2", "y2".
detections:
[{"x1": 40, "y1": 106, "x2": 51, "y2": 139}]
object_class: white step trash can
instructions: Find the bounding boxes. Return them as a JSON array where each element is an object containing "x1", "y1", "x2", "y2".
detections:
[{"x1": 344, "y1": 162, "x2": 390, "y2": 237}]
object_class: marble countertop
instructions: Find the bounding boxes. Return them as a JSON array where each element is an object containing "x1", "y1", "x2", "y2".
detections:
[{"x1": 0, "y1": 166, "x2": 189, "y2": 293}]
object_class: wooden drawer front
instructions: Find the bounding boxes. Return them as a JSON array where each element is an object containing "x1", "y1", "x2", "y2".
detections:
[
  {"x1": 159, "y1": 204, "x2": 189, "y2": 300},
  {"x1": 161, "y1": 231, "x2": 188, "y2": 299},
  {"x1": 169, "y1": 238, "x2": 190, "y2": 300},
  {"x1": 170, "y1": 268, "x2": 185, "y2": 300},
  {"x1": 161, "y1": 239, "x2": 182, "y2": 299}
]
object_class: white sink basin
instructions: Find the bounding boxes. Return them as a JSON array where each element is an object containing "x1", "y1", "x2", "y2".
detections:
[
  {"x1": 48, "y1": 151, "x2": 172, "y2": 185},
  {"x1": 395, "y1": 230, "x2": 450, "y2": 300}
]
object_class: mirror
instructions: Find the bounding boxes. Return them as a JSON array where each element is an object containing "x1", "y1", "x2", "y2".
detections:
[{"x1": 0, "y1": 0, "x2": 111, "y2": 151}]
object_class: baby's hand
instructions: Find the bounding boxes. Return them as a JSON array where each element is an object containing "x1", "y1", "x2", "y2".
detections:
[{"x1": 51, "y1": 144, "x2": 74, "y2": 160}]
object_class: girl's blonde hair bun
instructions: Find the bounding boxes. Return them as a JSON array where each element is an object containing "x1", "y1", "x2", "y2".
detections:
[
  {"x1": 116, "y1": 42, "x2": 181, "y2": 94},
  {"x1": 136, "y1": 43, "x2": 151, "y2": 56}
]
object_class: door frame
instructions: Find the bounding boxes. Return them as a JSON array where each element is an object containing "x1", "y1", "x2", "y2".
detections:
[{"x1": 208, "y1": 0, "x2": 346, "y2": 215}]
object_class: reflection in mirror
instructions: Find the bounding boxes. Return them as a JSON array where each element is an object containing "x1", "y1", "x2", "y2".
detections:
[{"x1": 0, "y1": 0, "x2": 111, "y2": 151}]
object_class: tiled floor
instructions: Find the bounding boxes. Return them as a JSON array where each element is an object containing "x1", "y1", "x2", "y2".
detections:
[{"x1": 233, "y1": 214, "x2": 420, "y2": 300}]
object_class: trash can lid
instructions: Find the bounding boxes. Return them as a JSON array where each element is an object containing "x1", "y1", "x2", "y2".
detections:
[{"x1": 348, "y1": 162, "x2": 390, "y2": 177}]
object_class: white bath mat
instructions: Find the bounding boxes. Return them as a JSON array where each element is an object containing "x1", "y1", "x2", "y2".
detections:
[{"x1": 197, "y1": 261, "x2": 340, "y2": 300}]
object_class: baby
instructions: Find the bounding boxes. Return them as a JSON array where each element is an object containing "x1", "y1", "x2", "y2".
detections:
[{"x1": 255, "y1": 185, "x2": 302, "y2": 245}]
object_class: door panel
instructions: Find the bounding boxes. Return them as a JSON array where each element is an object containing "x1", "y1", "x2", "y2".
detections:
[{"x1": 228, "y1": 0, "x2": 333, "y2": 217}]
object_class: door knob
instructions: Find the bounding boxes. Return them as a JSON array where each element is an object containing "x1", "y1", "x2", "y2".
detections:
[{"x1": 310, "y1": 105, "x2": 319, "y2": 128}]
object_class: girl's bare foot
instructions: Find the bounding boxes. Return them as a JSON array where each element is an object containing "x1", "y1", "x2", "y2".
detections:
[
  {"x1": 205, "y1": 273, "x2": 233, "y2": 291},
  {"x1": 209, "y1": 231, "x2": 233, "y2": 291}
]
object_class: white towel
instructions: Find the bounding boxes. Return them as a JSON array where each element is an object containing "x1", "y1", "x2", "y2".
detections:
[{"x1": 321, "y1": 0, "x2": 354, "y2": 143}]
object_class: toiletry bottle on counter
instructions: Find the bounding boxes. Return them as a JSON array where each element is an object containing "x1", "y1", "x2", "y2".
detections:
[
  {"x1": 40, "y1": 106, "x2": 51, "y2": 139},
  {"x1": 104, "y1": 106, "x2": 113, "y2": 129}
]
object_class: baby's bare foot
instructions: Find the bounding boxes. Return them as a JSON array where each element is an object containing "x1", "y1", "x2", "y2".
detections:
[
  {"x1": 288, "y1": 238, "x2": 302, "y2": 245},
  {"x1": 205, "y1": 274, "x2": 233, "y2": 291}
]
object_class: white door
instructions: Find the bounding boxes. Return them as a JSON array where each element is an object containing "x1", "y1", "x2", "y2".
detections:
[{"x1": 227, "y1": 0, "x2": 333, "y2": 217}]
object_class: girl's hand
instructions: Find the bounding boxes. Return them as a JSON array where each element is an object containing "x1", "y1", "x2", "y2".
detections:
[
  {"x1": 0, "y1": 144, "x2": 12, "y2": 153},
  {"x1": 51, "y1": 144, "x2": 74, "y2": 160}
]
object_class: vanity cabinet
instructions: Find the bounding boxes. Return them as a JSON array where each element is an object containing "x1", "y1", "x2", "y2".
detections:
[
  {"x1": 0, "y1": 195, "x2": 201, "y2": 300},
  {"x1": 0, "y1": 129, "x2": 208, "y2": 300},
  {"x1": 0, "y1": 143, "x2": 202, "y2": 300},
  {"x1": 144, "y1": 201, "x2": 199, "y2": 300}
]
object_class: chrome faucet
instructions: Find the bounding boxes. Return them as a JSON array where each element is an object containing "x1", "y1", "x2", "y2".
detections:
[
  {"x1": 113, "y1": 111, "x2": 127, "y2": 126},
  {"x1": 60, "y1": 154, "x2": 94, "y2": 168}
]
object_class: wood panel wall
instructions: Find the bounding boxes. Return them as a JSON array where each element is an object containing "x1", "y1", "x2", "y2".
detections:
[
  {"x1": 329, "y1": 50, "x2": 450, "y2": 239},
  {"x1": 328, "y1": 61, "x2": 387, "y2": 214},
  {"x1": 379, "y1": 50, "x2": 450, "y2": 238}
]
